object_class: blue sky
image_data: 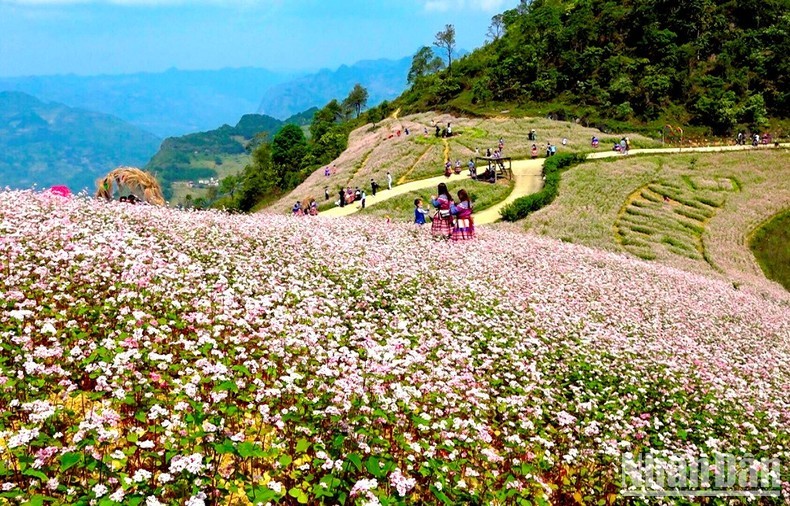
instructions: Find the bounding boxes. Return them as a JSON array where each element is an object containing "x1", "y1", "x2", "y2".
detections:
[{"x1": 0, "y1": 0, "x2": 516, "y2": 77}]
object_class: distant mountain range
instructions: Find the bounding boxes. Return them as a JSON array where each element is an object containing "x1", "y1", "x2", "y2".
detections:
[
  {"x1": 0, "y1": 91, "x2": 161, "y2": 192},
  {"x1": 257, "y1": 57, "x2": 411, "y2": 120},
  {"x1": 0, "y1": 68, "x2": 295, "y2": 138},
  {"x1": 0, "y1": 57, "x2": 416, "y2": 138}
]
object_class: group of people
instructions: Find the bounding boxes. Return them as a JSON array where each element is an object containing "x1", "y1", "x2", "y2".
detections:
[
  {"x1": 614, "y1": 137, "x2": 630, "y2": 154},
  {"x1": 414, "y1": 182, "x2": 475, "y2": 241},
  {"x1": 292, "y1": 199, "x2": 319, "y2": 216},
  {"x1": 432, "y1": 120, "x2": 453, "y2": 138},
  {"x1": 336, "y1": 172, "x2": 393, "y2": 208},
  {"x1": 339, "y1": 187, "x2": 366, "y2": 208},
  {"x1": 736, "y1": 132, "x2": 774, "y2": 146}
]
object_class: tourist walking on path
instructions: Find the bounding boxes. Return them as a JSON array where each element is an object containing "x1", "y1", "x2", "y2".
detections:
[
  {"x1": 338, "y1": 188, "x2": 345, "y2": 207},
  {"x1": 360, "y1": 190, "x2": 366, "y2": 209},
  {"x1": 387, "y1": 172, "x2": 393, "y2": 190},
  {"x1": 371, "y1": 179, "x2": 379, "y2": 196},
  {"x1": 430, "y1": 182, "x2": 455, "y2": 239},
  {"x1": 452, "y1": 189, "x2": 474, "y2": 241}
]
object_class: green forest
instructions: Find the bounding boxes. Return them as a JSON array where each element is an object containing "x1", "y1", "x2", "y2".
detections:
[{"x1": 399, "y1": 0, "x2": 789, "y2": 135}]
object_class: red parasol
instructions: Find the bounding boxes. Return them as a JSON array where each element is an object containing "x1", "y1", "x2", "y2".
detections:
[{"x1": 49, "y1": 185, "x2": 72, "y2": 197}]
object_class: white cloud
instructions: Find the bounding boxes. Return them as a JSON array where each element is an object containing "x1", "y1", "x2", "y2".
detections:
[{"x1": 421, "y1": 0, "x2": 509, "y2": 12}]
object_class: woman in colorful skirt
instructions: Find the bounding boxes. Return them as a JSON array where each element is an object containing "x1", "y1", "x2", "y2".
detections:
[
  {"x1": 430, "y1": 182, "x2": 455, "y2": 239},
  {"x1": 452, "y1": 189, "x2": 474, "y2": 241}
]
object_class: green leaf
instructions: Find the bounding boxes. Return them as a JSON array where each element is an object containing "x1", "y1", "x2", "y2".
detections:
[
  {"x1": 60, "y1": 452, "x2": 83, "y2": 472},
  {"x1": 23, "y1": 496, "x2": 45, "y2": 506},
  {"x1": 23, "y1": 469, "x2": 48, "y2": 482},
  {"x1": 248, "y1": 486, "x2": 277, "y2": 502},
  {"x1": 279, "y1": 454, "x2": 293, "y2": 467},
  {"x1": 347, "y1": 453, "x2": 362, "y2": 471},
  {"x1": 237, "y1": 442, "x2": 255, "y2": 459},
  {"x1": 366, "y1": 456, "x2": 383, "y2": 477},
  {"x1": 212, "y1": 439, "x2": 234, "y2": 455},
  {"x1": 430, "y1": 485, "x2": 452, "y2": 505},
  {"x1": 296, "y1": 438, "x2": 310, "y2": 453},
  {"x1": 216, "y1": 380, "x2": 239, "y2": 393}
]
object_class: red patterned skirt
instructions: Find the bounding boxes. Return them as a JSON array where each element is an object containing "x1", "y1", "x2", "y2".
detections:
[
  {"x1": 431, "y1": 212, "x2": 453, "y2": 238},
  {"x1": 452, "y1": 216, "x2": 475, "y2": 240}
]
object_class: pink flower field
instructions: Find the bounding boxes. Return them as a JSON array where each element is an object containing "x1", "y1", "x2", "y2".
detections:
[{"x1": 1, "y1": 190, "x2": 788, "y2": 505}]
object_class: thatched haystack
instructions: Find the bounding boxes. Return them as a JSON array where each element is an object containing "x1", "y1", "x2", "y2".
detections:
[{"x1": 96, "y1": 167, "x2": 166, "y2": 206}]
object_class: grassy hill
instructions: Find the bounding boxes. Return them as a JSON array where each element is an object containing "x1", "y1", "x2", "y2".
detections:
[
  {"x1": 0, "y1": 91, "x2": 161, "y2": 192},
  {"x1": 1, "y1": 190, "x2": 787, "y2": 503},
  {"x1": 749, "y1": 209, "x2": 790, "y2": 290},
  {"x1": 522, "y1": 149, "x2": 790, "y2": 292},
  {"x1": 269, "y1": 112, "x2": 659, "y2": 213},
  {"x1": 145, "y1": 110, "x2": 315, "y2": 203}
]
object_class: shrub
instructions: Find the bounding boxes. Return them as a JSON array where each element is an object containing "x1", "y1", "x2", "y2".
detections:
[{"x1": 500, "y1": 153, "x2": 587, "y2": 221}]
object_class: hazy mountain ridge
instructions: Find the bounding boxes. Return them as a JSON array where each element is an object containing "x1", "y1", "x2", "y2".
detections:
[
  {"x1": 0, "y1": 91, "x2": 162, "y2": 192},
  {"x1": 0, "y1": 68, "x2": 297, "y2": 137},
  {"x1": 257, "y1": 57, "x2": 412, "y2": 119}
]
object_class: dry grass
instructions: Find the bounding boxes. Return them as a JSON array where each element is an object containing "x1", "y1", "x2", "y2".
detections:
[
  {"x1": 96, "y1": 166, "x2": 166, "y2": 206},
  {"x1": 268, "y1": 113, "x2": 659, "y2": 213},
  {"x1": 524, "y1": 149, "x2": 790, "y2": 294}
]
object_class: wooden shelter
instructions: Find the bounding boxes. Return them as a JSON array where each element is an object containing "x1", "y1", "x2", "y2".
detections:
[
  {"x1": 475, "y1": 156, "x2": 513, "y2": 181},
  {"x1": 95, "y1": 167, "x2": 166, "y2": 206}
]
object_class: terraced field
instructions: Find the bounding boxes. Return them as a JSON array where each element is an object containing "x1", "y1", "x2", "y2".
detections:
[
  {"x1": 524, "y1": 150, "x2": 790, "y2": 293},
  {"x1": 615, "y1": 175, "x2": 737, "y2": 263}
]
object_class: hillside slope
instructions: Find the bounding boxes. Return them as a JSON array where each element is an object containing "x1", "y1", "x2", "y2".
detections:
[
  {"x1": 145, "y1": 110, "x2": 316, "y2": 202},
  {"x1": 0, "y1": 91, "x2": 161, "y2": 192},
  {"x1": 1, "y1": 190, "x2": 787, "y2": 503},
  {"x1": 523, "y1": 150, "x2": 790, "y2": 290},
  {"x1": 269, "y1": 112, "x2": 658, "y2": 213}
]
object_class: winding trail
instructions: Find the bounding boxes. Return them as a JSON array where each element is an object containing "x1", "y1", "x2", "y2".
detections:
[{"x1": 319, "y1": 143, "x2": 789, "y2": 224}]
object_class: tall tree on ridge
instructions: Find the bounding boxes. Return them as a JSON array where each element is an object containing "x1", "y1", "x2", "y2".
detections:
[
  {"x1": 487, "y1": 14, "x2": 505, "y2": 42},
  {"x1": 408, "y1": 46, "x2": 445, "y2": 83},
  {"x1": 343, "y1": 84, "x2": 369, "y2": 118},
  {"x1": 434, "y1": 24, "x2": 456, "y2": 72}
]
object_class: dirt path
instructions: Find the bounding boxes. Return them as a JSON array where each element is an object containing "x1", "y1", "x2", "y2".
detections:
[
  {"x1": 319, "y1": 143, "x2": 789, "y2": 222},
  {"x1": 473, "y1": 159, "x2": 543, "y2": 224},
  {"x1": 320, "y1": 170, "x2": 472, "y2": 218}
]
